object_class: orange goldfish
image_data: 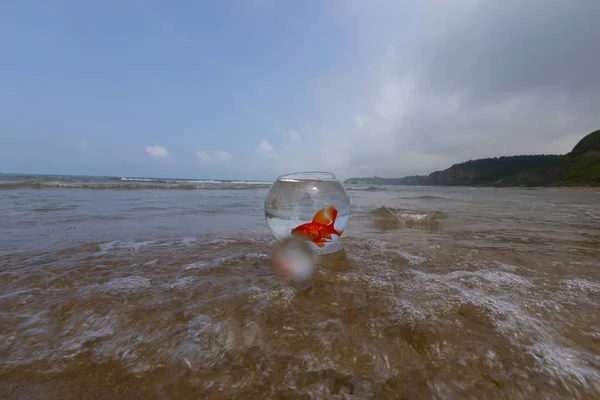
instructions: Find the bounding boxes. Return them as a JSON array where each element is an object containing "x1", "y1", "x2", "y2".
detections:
[{"x1": 291, "y1": 205, "x2": 343, "y2": 247}]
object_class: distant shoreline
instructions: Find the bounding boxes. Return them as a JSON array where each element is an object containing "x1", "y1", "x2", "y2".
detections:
[
  {"x1": 344, "y1": 183, "x2": 600, "y2": 192},
  {"x1": 524, "y1": 186, "x2": 600, "y2": 192}
]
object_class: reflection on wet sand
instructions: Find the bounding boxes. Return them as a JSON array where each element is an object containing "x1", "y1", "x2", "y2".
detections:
[{"x1": 315, "y1": 242, "x2": 350, "y2": 272}]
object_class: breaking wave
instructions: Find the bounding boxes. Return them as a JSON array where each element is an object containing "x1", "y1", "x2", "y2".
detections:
[
  {"x1": 369, "y1": 206, "x2": 445, "y2": 228},
  {"x1": 116, "y1": 177, "x2": 271, "y2": 185},
  {"x1": 345, "y1": 185, "x2": 388, "y2": 192},
  {"x1": 398, "y1": 195, "x2": 448, "y2": 200},
  {"x1": 0, "y1": 180, "x2": 272, "y2": 190}
]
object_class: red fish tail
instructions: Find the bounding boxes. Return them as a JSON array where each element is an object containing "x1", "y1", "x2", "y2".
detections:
[
  {"x1": 326, "y1": 205, "x2": 342, "y2": 236},
  {"x1": 326, "y1": 205, "x2": 338, "y2": 224},
  {"x1": 312, "y1": 207, "x2": 332, "y2": 226}
]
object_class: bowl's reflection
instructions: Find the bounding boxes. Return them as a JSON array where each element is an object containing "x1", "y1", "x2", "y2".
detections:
[{"x1": 314, "y1": 241, "x2": 349, "y2": 272}]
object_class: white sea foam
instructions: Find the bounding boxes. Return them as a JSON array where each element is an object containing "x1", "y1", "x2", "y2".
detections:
[
  {"x1": 119, "y1": 177, "x2": 271, "y2": 185},
  {"x1": 180, "y1": 237, "x2": 197, "y2": 246},
  {"x1": 528, "y1": 343, "x2": 600, "y2": 391},
  {"x1": 184, "y1": 261, "x2": 211, "y2": 270},
  {"x1": 183, "y1": 257, "x2": 229, "y2": 270},
  {"x1": 400, "y1": 266, "x2": 600, "y2": 392},
  {"x1": 41, "y1": 180, "x2": 80, "y2": 188},
  {"x1": 399, "y1": 251, "x2": 427, "y2": 265},
  {"x1": 561, "y1": 278, "x2": 600, "y2": 294},
  {"x1": 229, "y1": 180, "x2": 272, "y2": 185},
  {"x1": 245, "y1": 252, "x2": 269, "y2": 260},
  {"x1": 248, "y1": 286, "x2": 297, "y2": 308},
  {"x1": 103, "y1": 276, "x2": 152, "y2": 291},
  {"x1": 472, "y1": 269, "x2": 533, "y2": 287},
  {"x1": 94, "y1": 240, "x2": 156, "y2": 256},
  {"x1": 493, "y1": 261, "x2": 520, "y2": 272},
  {"x1": 119, "y1": 177, "x2": 156, "y2": 182},
  {"x1": 165, "y1": 277, "x2": 198, "y2": 289}
]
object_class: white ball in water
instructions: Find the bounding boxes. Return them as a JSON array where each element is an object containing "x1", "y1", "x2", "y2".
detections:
[{"x1": 269, "y1": 237, "x2": 315, "y2": 281}]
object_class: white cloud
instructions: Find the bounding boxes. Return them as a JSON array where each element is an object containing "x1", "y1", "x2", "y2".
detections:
[
  {"x1": 292, "y1": 0, "x2": 600, "y2": 180},
  {"x1": 196, "y1": 150, "x2": 233, "y2": 164},
  {"x1": 284, "y1": 129, "x2": 302, "y2": 145},
  {"x1": 288, "y1": 130, "x2": 301, "y2": 145},
  {"x1": 257, "y1": 140, "x2": 277, "y2": 158},
  {"x1": 145, "y1": 145, "x2": 169, "y2": 158},
  {"x1": 355, "y1": 115, "x2": 365, "y2": 129},
  {"x1": 196, "y1": 151, "x2": 212, "y2": 163},
  {"x1": 213, "y1": 150, "x2": 233, "y2": 163},
  {"x1": 142, "y1": 0, "x2": 600, "y2": 182},
  {"x1": 277, "y1": 128, "x2": 301, "y2": 145}
]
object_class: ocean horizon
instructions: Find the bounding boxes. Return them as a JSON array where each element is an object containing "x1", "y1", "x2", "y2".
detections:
[{"x1": 0, "y1": 173, "x2": 276, "y2": 190}]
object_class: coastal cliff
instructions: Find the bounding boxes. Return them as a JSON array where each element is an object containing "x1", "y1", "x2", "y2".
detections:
[
  {"x1": 499, "y1": 129, "x2": 600, "y2": 187},
  {"x1": 345, "y1": 129, "x2": 600, "y2": 187},
  {"x1": 425, "y1": 155, "x2": 561, "y2": 186}
]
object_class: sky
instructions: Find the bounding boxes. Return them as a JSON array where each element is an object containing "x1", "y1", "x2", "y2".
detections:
[{"x1": 1, "y1": 0, "x2": 599, "y2": 181}]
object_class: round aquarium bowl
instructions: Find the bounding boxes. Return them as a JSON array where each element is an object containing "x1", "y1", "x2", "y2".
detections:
[{"x1": 264, "y1": 172, "x2": 350, "y2": 252}]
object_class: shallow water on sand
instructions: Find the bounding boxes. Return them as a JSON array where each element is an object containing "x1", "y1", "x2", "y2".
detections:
[{"x1": 1, "y1": 181, "x2": 599, "y2": 399}]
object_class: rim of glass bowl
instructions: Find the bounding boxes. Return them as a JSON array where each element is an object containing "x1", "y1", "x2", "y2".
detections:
[{"x1": 276, "y1": 171, "x2": 336, "y2": 183}]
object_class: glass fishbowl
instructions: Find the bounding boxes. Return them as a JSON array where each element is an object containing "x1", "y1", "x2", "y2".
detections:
[{"x1": 264, "y1": 172, "x2": 350, "y2": 252}]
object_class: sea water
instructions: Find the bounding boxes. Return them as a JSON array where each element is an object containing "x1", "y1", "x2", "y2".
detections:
[{"x1": 2, "y1": 178, "x2": 600, "y2": 399}]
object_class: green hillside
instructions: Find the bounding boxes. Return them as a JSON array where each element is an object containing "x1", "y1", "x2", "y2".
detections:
[
  {"x1": 500, "y1": 130, "x2": 600, "y2": 186},
  {"x1": 425, "y1": 155, "x2": 561, "y2": 186},
  {"x1": 344, "y1": 129, "x2": 600, "y2": 187}
]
